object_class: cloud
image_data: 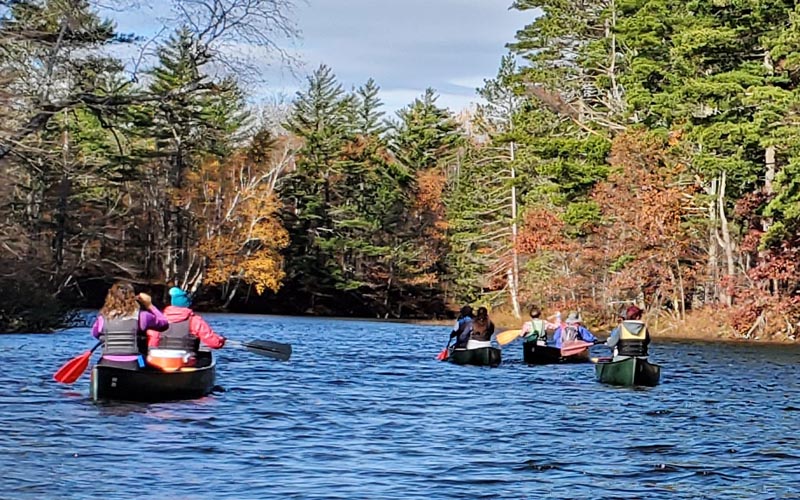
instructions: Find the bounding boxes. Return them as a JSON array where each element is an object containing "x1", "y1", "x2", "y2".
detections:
[
  {"x1": 100, "y1": 0, "x2": 532, "y2": 112},
  {"x1": 448, "y1": 76, "x2": 489, "y2": 90}
]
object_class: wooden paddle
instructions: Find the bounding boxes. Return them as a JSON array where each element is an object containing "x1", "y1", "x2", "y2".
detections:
[
  {"x1": 54, "y1": 341, "x2": 103, "y2": 384},
  {"x1": 495, "y1": 329, "x2": 522, "y2": 346},
  {"x1": 228, "y1": 339, "x2": 292, "y2": 361}
]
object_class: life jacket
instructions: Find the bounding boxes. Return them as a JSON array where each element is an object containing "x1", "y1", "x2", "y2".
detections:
[
  {"x1": 155, "y1": 319, "x2": 200, "y2": 353},
  {"x1": 524, "y1": 319, "x2": 547, "y2": 343},
  {"x1": 617, "y1": 320, "x2": 649, "y2": 357},
  {"x1": 101, "y1": 316, "x2": 143, "y2": 356},
  {"x1": 561, "y1": 323, "x2": 580, "y2": 344}
]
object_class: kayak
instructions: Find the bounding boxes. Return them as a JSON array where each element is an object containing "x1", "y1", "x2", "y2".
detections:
[
  {"x1": 594, "y1": 356, "x2": 660, "y2": 387},
  {"x1": 90, "y1": 360, "x2": 216, "y2": 402},
  {"x1": 523, "y1": 342, "x2": 590, "y2": 365},
  {"x1": 449, "y1": 347, "x2": 501, "y2": 367}
]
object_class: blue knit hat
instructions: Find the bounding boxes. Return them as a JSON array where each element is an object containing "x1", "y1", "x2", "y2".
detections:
[{"x1": 169, "y1": 287, "x2": 192, "y2": 308}]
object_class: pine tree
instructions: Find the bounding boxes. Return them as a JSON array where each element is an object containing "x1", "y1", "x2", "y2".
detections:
[
  {"x1": 447, "y1": 55, "x2": 525, "y2": 312},
  {"x1": 279, "y1": 64, "x2": 356, "y2": 309},
  {"x1": 354, "y1": 78, "x2": 387, "y2": 136},
  {"x1": 387, "y1": 89, "x2": 461, "y2": 314}
]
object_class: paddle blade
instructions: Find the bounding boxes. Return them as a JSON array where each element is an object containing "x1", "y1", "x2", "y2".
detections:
[
  {"x1": 53, "y1": 351, "x2": 92, "y2": 384},
  {"x1": 496, "y1": 329, "x2": 522, "y2": 346},
  {"x1": 560, "y1": 341, "x2": 593, "y2": 357},
  {"x1": 436, "y1": 347, "x2": 449, "y2": 361},
  {"x1": 238, "y1": 339, "x2": 292, "y2": 361}
]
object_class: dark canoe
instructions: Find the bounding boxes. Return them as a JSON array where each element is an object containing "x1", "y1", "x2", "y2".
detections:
[
  {"x1": 523, "y1": 342, "x2": 590, "y2": 365},
  {"x1": 90, "y1": 361, "x2": 216, "y2": 402},
  {"x1": 449, "y1": 347, "x2": 501, "y2": 367},
  {"x1": 594, "y1": 357, "x2": 660, "y2": 387}
]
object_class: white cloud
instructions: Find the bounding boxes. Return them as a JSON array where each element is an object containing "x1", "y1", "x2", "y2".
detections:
[
  {"x1": 448, "y1": 76, "x2": 489, "y2": 90},
  {"x1": 101, "y1": 0, "x2": 533, "y2": 113}
]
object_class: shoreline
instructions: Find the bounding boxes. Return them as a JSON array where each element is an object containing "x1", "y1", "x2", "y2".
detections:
[{"x1": 4, "y1": 312, "x2": 799, "y2": 345}]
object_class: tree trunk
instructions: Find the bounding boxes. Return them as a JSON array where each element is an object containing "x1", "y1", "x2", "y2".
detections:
[
  {"x1": 509, "y1": 141, "x2": 521, "y2": 319},
  {"x1": 706, "y1": 177, "x2": 719, "y2": 304},
  {"x1": 717, "y1": 172, "x2": 735, "y2": 306}
]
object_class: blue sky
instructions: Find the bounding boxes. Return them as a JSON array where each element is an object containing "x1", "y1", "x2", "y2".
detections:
[{"x1": 106, "y1": 0, "x2": 531, "y2": 113}]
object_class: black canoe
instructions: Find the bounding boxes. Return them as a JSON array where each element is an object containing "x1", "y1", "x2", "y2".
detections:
[
  {"x1": 594, "y1": 356, "x2": 660, "y2": 387},
  {"x1": 90, "y1": 361, "x2": 216, "y2": 402},
  {"x1": 449, "y1": 347, "x2": 501, "y2": 367},
  {"x1": 523, "y1": 342, "x2": 590, "y2": 365}
]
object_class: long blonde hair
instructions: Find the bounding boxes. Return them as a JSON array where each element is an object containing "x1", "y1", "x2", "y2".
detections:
[{"x1": 99, "y1": 282, "x2": 139, "y2": 320}]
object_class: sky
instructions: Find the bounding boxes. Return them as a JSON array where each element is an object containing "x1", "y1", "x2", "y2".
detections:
[{"x1": 106, "y1": 0, "x2": 533, "y2": 113}]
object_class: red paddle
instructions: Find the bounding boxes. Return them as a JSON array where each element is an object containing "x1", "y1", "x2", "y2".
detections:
[
  {"x1": 436, "y1": 339, "x2": 452, "y2": 361},
  {"x1": 53, "y1": 341, "x2": 102, "y2": 384}
]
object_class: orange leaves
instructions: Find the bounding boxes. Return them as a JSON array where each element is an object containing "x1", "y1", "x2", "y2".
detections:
[
  {"x1": 517, "y1": 209, "x2": 570, "y2": 253},
  {"x1": 181, "y1": 138, "x2": 291, "y2": 295},
  {"x1": 415, "y1": 168, "x2": 446, "y2": 212},
  {"x1": 593, "y1": 131, "x2": 700, "y2": 303}
]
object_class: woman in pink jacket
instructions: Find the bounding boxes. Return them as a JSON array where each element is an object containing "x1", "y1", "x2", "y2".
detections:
[{"x1": 147, "y1": 287, "x2": 226, "y2": 370}]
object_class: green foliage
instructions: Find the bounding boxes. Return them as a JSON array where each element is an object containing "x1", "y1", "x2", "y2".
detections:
[
  {"x1": 763, "y1": 159, "x2": 800, "y2": 249},
  {"x1": 562, "y1": 201, "x2": 601, "y2": 236},
  {"x1": 609, "y1": 254, "x2": 636, "y2": 273},
  {"x1": 279, "y1": 65, "x2": 354, "y2": 290},
  {"x1": 390, "y1": 88, "x2": 461, "y2": 172},
  {"x1": 354, "y1": 78, "x2": 387, "y2": 136},
  {"x1": 133, "y1": 27, "x2": 249, "y2": 167}
]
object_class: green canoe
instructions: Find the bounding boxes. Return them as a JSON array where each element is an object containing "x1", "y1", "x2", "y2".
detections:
[
  {"x1": 594, "y1": 356, "x2": 660, "y2": 387},
  {"x1": 449, "y1": 347, "x2": 502, "y2": 367}
]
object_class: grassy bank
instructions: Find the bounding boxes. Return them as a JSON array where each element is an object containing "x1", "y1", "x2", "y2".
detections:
[{"x1": 488, "y1": 308, "x2": 799, "y2": 345}]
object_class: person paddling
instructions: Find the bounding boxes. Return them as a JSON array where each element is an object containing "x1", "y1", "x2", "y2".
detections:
[
  {"x1": 91, "y1": 282, "x2": 169, "y2": 370},
  {"x1": 520, "y1": 306, "x2": 559, "y2": 345},
  {"x1": 468, "y1": 307, "x2": 495, "y2": 349},
  {"x1": 605, "y1": 305, "x2": 650, "y2": 361},
  {"x1": 449, "y1": 305, "x2": 474, "y2": 349},
  {"x1": 552, "y1": 311, "x2": 597, "y2": 347},
  {"x1": 147, "y1": 287, "x2": 226, "y2": 371}
]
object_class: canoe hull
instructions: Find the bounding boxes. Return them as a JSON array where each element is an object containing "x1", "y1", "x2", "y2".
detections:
[
  {"x1": 90, "y1": 362, "x2": 216, "y2": 402},
  {"x1": 523, "y1": 342, "x2": 590, "y2": 365},
  {"x1": 594, "y1": 357, "x2": 660, "y2": 387},
  {"x1": 449, "y1": 347, "x2": 501, "y2": 367}
]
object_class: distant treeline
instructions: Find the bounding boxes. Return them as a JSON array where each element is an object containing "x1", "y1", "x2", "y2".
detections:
[{"x1": 2, "y1": 0, "x2": 800, "y2": 340}]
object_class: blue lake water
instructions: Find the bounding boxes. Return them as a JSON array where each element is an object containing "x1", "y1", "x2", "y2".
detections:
[{"x1": 1, "y1": 313, "x2": 799, "y2": 499}]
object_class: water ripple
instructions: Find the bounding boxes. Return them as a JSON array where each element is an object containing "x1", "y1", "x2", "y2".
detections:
[{"x1": 1, "y1": 315, "x2": 799, "y2": 499}]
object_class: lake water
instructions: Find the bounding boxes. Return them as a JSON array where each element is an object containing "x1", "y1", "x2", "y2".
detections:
[{"x1": 1, "y1": 314, "x2": 799, "y2": 499}]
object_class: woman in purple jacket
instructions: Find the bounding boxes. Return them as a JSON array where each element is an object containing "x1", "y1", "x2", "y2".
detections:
[{"x1": 91, "y1": 282, "x2": 168, "y2": 369}]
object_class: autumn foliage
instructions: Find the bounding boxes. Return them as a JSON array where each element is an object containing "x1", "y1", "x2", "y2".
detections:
[
  {"x1": 516, "y1": 132, "x2": 701, "y2": 323},
  {"x1": 178, "y1": 132, "x2": 290, "y2": 296}
]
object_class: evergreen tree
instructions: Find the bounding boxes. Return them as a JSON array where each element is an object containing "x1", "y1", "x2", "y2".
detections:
[
  {"x1": 354, "y1": 78, "x2": 387, "y2": 136},
  {"x1": 279, "y1": 64, "x2": 356, "y2": 308},
  {"x1": 390, "y1": 88, "x2": 460, "y2": 172},
  {"x1": 447, "y1": 55, "x2": 525, "y2": 310},
  {"x1": 387, "y1": 89, "x2": 461, "y2": 314}
]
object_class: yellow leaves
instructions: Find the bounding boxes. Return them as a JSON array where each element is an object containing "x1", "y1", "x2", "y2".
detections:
[
  {"x1": 242, "y1": 254, "x2": 286, "y2": 295},
  {"x1": 182, "y1": 141, "x2": 291, "y2": 294}
]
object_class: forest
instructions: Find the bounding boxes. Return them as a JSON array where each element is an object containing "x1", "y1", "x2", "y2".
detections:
[{"x1": 1, "y1": 0, "x2": 799, "y2": 341}]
